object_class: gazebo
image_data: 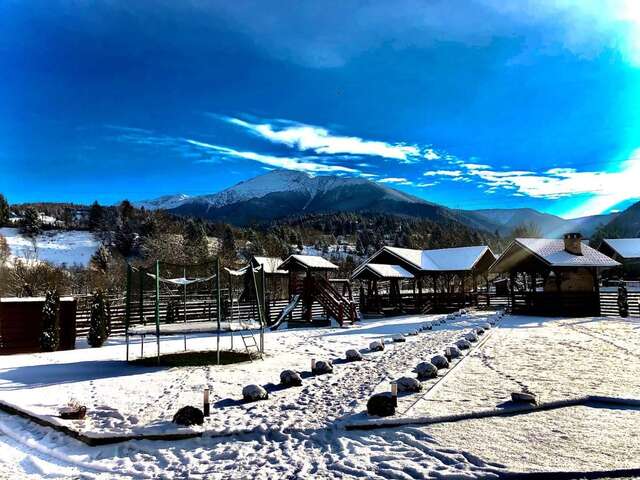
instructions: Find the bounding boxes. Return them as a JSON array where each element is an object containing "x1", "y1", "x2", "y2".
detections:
[
  {"x1": 491, "y1": 233, "x2": 620, "y2": 316},
  {"x1": 352, "y1": 245, "x2": 496, "y2": 314}
]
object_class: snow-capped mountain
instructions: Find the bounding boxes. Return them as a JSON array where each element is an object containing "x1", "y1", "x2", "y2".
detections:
[
  {"x1": 135, "y1": 193, "x2": 192, "y2": 211},
  {"x1": 143, "y1": 170, "x2": 449, "y2": 225}
]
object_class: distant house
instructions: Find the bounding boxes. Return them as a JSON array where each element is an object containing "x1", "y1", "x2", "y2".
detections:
[
  {"x1": 352, "y1": 245, "x2": 496, "y2": 314},
  {"x1": 491, "y1": 233, "x2": 620, "y2": 316},
  {"x1": 597, "y1": 239, "x2": 640, "y2": 279}
]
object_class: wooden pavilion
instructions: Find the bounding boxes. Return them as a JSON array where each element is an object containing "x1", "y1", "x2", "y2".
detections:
[
  {"x1": 352, "y1": 245, "x2": 496, "y2": 315},
  {"x1": 491, "y1": 233, "x2": 620, "y2": 316}
]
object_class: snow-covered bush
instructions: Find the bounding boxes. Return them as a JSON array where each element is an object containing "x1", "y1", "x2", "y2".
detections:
[
  {"x1": 312, "y1": 360, "x2": 333, "y2": 375},
  {"x1": 396, "y1": 376, "x2": 422, "y2": 393},
  {"x1": 476, "y1": 327, "x2": 485, "y2": 336},
  {"x1": 407, "y1": 330, "x2": 419, "y2": 336},
  {"x1": 280, "y1": 370, "x2": 302, "y2": 387},
  {"x1": 367, "y1": 392, "x2": 395, "y2": 417},
  {"x1": 369, "y1": 340, "x2": 385, "y2": 352},
  {"x1": 431, "y1": 354, "x2": 449, "y2": 369},
  {"x1": 421, "y1": 322, "x2": 433, "y2": 331},
  {"x1": 392, "y1": 334, "x2": 406, "y2": 343},
  {"x1": 345, "y1": 349, "x2": 363, "y2": 361},
  {"x1": 415, "y1": 361, "x2": 438, "y2": 380},
  {"x1": 456, "y1": 339, "x2": 471, "y2": 350},
  {"x1": 40, "y1": 289, "x2": 60, "y2": 352},
  {"x1": 87, "y1": 289, "x2": 111, "y2": 348},
  {"x1": 242, "y1": 384, "x2": 268, "y2": 401}
]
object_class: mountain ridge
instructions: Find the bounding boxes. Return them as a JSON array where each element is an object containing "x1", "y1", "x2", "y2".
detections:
[{"x1": 136, "y1": 170, "x2": 619, "y2": 237}]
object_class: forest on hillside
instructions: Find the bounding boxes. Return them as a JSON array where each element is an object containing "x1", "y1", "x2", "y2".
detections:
[{"x1": 0, "y1": 194, "x2": 537, "y2": 298}]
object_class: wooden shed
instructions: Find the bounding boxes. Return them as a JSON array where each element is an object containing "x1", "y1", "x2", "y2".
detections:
[
  {"x1": 491, "y1": 233, "x2": 620, "y2": 316},
  {"x1": 0, "y1": 297, "x2": 77, "y2": 354}
]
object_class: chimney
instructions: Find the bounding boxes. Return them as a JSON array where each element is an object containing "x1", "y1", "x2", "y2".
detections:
[{"x1": 563, "y1": 232, "x2": 582, "y2": 256}]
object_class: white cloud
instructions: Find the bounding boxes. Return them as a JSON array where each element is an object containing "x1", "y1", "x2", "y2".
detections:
[
  {"x1": 423, "y1": 170, "x2": 463, "y2": 177},
  {"x1": 185, "y1": 139, "x2": 360, "y2": 175},
  {"x1": 416, "y1": 182, "x2": 438, "y2": 188},
  {"x1": 424, "y1": 149, "x2": 441, "y2": 160},
  {"x1": 461, "y1": 162, "x2": 491, "y2": 170},
  {"x1": 226, "y1": 117, "x2": 421, "y2": 163},
  {"x1": 378, "y1": 177, "x2": 413, "y2": 185},
  {"x1": 459, "y1": 149, "x2": 640, "y2": 216}
]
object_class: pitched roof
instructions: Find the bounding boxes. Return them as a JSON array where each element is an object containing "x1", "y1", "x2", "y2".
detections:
[
  {"x1": 280, "y1": 254, "x2": 339, "y2": 270},
  {"x1": 601, "y1": 239, "x2": 640, "y2": 259},
  {"x1": 252, "y1": 256, "x2": 288, "y2": 274},
  {"x1": 353, "y1": 263, "x2": 414, "y2": 280},
  {"x1": 493, "y1": 238, "x2": 620, "y2": 270},
  {"x1": 383, "y1": 245, "x2": 494, "y2": 272}
]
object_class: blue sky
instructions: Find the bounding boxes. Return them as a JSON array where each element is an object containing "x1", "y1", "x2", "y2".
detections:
[{"x1": 2, "y1": 0, "x2": 640, "y2": 218}]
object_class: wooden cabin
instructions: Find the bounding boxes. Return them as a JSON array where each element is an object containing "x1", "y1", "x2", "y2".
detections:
[
  {"x1": 491, "y1": 233, "x2": 620, "y2": 316},
  {"x1": 352, "y1": 245, "x2": 496, "y2": 314},
  {"x1": 597, "y1": 239, "x2": 640, "y2": 280}
]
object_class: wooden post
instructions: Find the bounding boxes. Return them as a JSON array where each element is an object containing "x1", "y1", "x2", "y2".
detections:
[
  {"x1": 155, "y1": 260, "x2": 160, "y2": 365},
  {"x1": 216, "y1": 258, "x2": 221, "y2": 365},
  {"x1": 139, "y1": 268, "x2": 144, "y2": 325},
  {"x1": 593, "y1": 267, "x2": 601, "y2": 316},
  {"x1": 125, "y1": 264, "x2": 132, "y2": 362}
]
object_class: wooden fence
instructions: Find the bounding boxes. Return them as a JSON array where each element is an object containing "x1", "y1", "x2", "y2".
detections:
[
  {"x1": 75, "y1": 292, "x2": 360, "y2": 338},
  {"x1": 600, "y1": 291, "x2": 640, "y2": 317}
]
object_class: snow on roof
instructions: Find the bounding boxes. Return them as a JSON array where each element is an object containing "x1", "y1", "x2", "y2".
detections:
[
  {"x1": 252, "y1": 256, "x2": 288, "y2": 274},
  {"x1": 281, "y1": 254, "x2": 339, "y2": 270},
  {"x1": 357, "y1": 263, "x2": 414, "y2": 279},
  {"x1": 602, "y1": 238, "x2": 640, "y2": 259},
  {"x1": 514, "y1": 238, "x2": 620, "y2": 267},
  {"x1": 384, "y1": 245, "x2": 492, "y2": 272}
]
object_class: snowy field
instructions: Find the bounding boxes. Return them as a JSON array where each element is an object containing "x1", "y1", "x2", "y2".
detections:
[
  {"x1": 0, "y1": 228, "x2": 100, "y2": 267},
  {"x1": 0, "y1": 312, "x2": 639, "y2": 478}
]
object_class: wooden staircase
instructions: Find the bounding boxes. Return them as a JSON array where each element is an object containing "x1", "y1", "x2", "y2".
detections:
[{"x1": 314, "y1": 277, "x2": 358, "y2": 326}]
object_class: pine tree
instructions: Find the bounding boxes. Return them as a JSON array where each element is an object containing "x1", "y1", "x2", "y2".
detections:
[
  {"x1": 21, "y1": 207, "x2": 42, "y2": 237},
  {"x1": 88, "y1": 201, "x2": 104, "y2": 231},
  {"x1": 0, "y1": 194, "x2": 9, "y2": 226},
  {"x1": 119, "y1": 200, "x2": 134, "y2": 222},
  {"x1": 40, "y1": 289, "x2": 60, "y2": 352},
  {"x1": 87, "y1": 289, "x2": 111, "y2": 347}
]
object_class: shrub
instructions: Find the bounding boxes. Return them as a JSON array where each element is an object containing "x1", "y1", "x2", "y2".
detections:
[
  {"x1": 40, "y1": 289, "x2": 60, "y2": 351},
  {"x1": 87, "y1": 289, "x2": 111, "y2": 347}
]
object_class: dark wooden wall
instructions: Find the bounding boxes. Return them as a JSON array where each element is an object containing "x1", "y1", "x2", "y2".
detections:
[{"x1": 0, "y1": 298, "x2": 76, "y2": 355}]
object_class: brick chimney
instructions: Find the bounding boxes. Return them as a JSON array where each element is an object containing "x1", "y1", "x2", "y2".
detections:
[{"x1": 563, "y1": 232, "x2": 582, "y2": 256}]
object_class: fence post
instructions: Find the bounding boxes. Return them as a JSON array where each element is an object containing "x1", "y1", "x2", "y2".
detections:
[
  {"x1": 155, "y1": 260, "x2": 160, "y2": 364},
  {"x1": 216, "y1": 257, "x2": 221, "y2": 365},
  {"x1": 125, "y1": 265, "x2": 132, "y2": 361}
]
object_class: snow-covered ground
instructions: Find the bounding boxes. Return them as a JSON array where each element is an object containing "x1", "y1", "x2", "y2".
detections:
[
  {"x1": 0, "y1": 312, "x2": 504, "y2": 478},
  {"x1": 411, "y1": 315, "x2": 640, "y2": 474},
  {"x1": 1, "y1": 312, "x2": 639, "y2": 478},
  {"x1": 0, "y1": 228, "x2": 100, "y2": 267}
]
